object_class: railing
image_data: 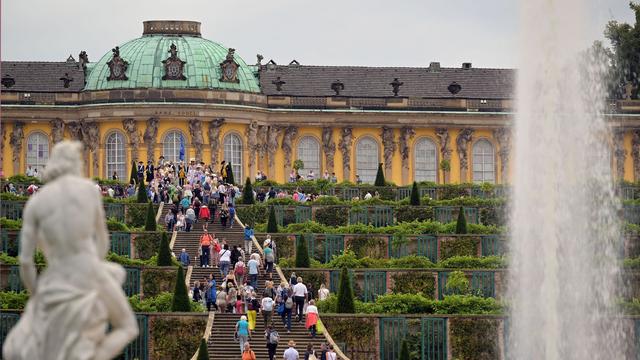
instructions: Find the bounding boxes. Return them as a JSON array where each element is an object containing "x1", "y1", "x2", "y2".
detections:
[{"x1": 234, "y1": 214, "x2": 351, "y2": 360}]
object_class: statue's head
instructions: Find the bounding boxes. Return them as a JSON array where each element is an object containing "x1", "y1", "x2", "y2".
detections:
[{"x1": 43, "y1": 141, "x2": 83, "y2": 182}]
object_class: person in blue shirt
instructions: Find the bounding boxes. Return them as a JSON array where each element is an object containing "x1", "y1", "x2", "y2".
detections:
[
  {"x1": 244, "y1": 226, "x2": 254, "y2": 255},
  {"x1": 206, "y1": 274, "x2": 217, "y2": 312},
  {"x1": 180, "y1": 196, "x2": 190, "y2": 211},
  {"x1": 228, "y1": 203, "x2": 236, "y2": 228},
  {"x1": 235, "y1": 315, "x2": 251, "y2": 355},
  {"x1": 179, "y1": 248, "x2": 190, "y2": 267}
]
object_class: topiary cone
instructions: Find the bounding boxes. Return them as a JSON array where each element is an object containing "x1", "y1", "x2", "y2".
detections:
[
  {"x1": 267, "y1": 206, "x2": 278, "y2": 233},
  {"x1": 171, "y1": 265, "x2": 190, "y2": 312},
  {"x1": 295, "y1": 235, "x2": 311, "y2": 268},
  {"x1": 196, "y1": 338, "x2": 209, "y2": 360},
  {"x1": 157, "y1": 232, "x2": 172, "y2": 266},
  {"x1": 336, "y1": 267, "x2": 355, "y2": 313},
  {"x1": 455, "y1": 206, "x2": 467, "y2": 234},
  {"x1": 136, "y1": 179, "x2": 148, "y2": 203},
  {"x1": 374, "y1": 163, "x2": 386, "y2": 186},
  {"x1": 243, "y1": 177, "x2": 255, "y2": 204},
  {"x1": 410, "y1": 181, "x2": 420, "y2": 205},
  {"x1": 144, "y1": 201, "x2": 156, "y2": 231}
]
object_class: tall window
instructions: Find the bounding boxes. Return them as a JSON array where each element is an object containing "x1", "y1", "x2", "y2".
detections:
[
  {"x1": 414, "y1": 138, "x2": 437, "y2": 182},
  {"x1": 473, "y1": 139, "x2": 495, "y2": 183},
  {"x1": 162, "y1": 130, "x2": 185, "y2": 163},
  {"x1": 25, "y1": 132, "x2": 49, "y2": 172},
  {"x1": 105, "y1": 132, "x2": 126, "y2": 180},
  {"x1": 223, "y1": 133, "x2": 243, "y2": 182},
  {"x1": 297, "y1": 136, "x2": 321, "y2": 177},
  {"x1": 355, "y1": 137, "x2": 379, "y2": 183}
]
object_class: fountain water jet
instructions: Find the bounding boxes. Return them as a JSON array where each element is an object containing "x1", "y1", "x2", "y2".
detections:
[{"x1": 509, "y1": 0, "x2": 627, "y2": 359}]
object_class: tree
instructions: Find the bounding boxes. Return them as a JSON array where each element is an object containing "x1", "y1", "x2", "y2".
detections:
[
  {"x1": 157, "y1": 232, "x2": 172, "y2": 266},
  {"x1": 196, "y1": 338, "x2": 209, "y2": 360},
  {"x1": 336, "y1": 267, "x2": 355, "y2": 313},
  {"x1": 605, "y1": 2, "x2": 640, "y2": 99},
  {"x1": 226, "y1": 165, "x2": 235, "y2": 185},
  {"x1": 399, "y1": 339, "x2": 410, "y2": 360},
  {"x1": 144, "y1": 201, "x2": 156, "y2": 231},
  {"x1": 171, "y1": 266, "x2": 190, "y2": 312},
  {"x1": 243, "y1": 177, "x2": 255, "y2": 204},
  {"x1": 374, "y1": 163, "x2": 386, "y2": 186},
  {"x1": 455, "y1": 206, "x2": 467, "y2": 234},
  {"x1": 267, "y1": 206, "x2": 278, "y2": 233},
  {"x1": 136, "y1": 180, "x2": 148, "y2": 203},
  {"x1": 295, "y1": 236, "x2": 310, "y2": 268},
  {"x1": 410, "y1": 181, "x2": 420, "y2": 206},
  {"x1": 129, "y1": 161, "x2": 137, "y2": 185}
]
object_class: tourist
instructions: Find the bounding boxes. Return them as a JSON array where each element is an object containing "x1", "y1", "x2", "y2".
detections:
[
  {"x1": 263, "y1": 280, "x2": 277, "y2": 299},
  {"x1": 330, "y1": 173, "x2": 337, "y2": 183},
  {"x1": 264, "y1": 244, "x2": 275, "y2": 280},
  {"x1": 289, "y1": 170, "x2": 297, "y2": 183},
  {"x1": 264, "y1": 324, "x2": 280, "y2": 360},
  {"x1": 244, "y1": 225, "x2": 254, "y2": 255},
  {"x1": 185, "y1": 205, "x2": 196, "y2": 232},
  {"x1": 318, "y1": 343, "x2": 328, "y2": 360},
  {"x1": 165, "y1": 209, "x2": 176, "y2": 232},
  {"x1": 261, "y1": 290, "x2": 275, "y2": 328},
  {"x1": 326, "y1": 345, "x2": 337, "y2": 360},
  {"x1": 227, "y1": 285, "x2": 238, "y2": 313},
  {"x1": 355, "y1": 174, "x2": 362, "y2": 184},
  {"x1": 247, "y1": 254, "x2": 260, "y2": 290},
  {"x1": 199, "y1": 230, "x2": 213, "y2": 267},
  {"x1": 305, "y1": 300, "x2": 319, "y2": 338},
  {"x1": 192, "y1": 281, "x2": 202, "y2": 303},
  {"x1": 307, "y1": 283, "x2": 315, "y2": 302},
  {"x1": 289, "y1": 272, "x2": 297, "y2": 286},
  {"x1": 216, "y1": 286, "x2": 228, "y2": 313},
  {"x1": 235, "y1": 295, "x2": 244, "y2": 314},
  {"x1": 228, "y1": 203, "x2": 236, "y2": 228},
  {"x1": 242, "y1": 342, "x2": 257, "y2": 360},
  {"x1": 304, "y1": 344, "x2": 316, "y2": 360},
  {"x1": 280, "y1": 282, "x2": 293, "y2": 333},
  {"x1": 364, "y1": 191, "x2": 372, "y2": 200},
  {"x1": 206, "y1": 274, "x2": 216, "y2": 312},
  {"x1": 234, "y1": 259, "x2": 246, "y2": 286},
  {"x1": 176, "y1": 210, "x2": 185, "y2": 231},
  {"x1": 179, "y1": 248, "x2": 190, "y2": 267},
  {"x1": 220, "y1": 203, "x2": 229, "y2": 228},
  {"x1": 292, "y1": 277, "x2": 308, "y2": 322},
  {"x1": 236, "y1": 315, "x2": 251, "y2": 355},
  {"x1": 212, "y1": 235, "x2": 221, "y2": 267},
  {"x1": 230, "y1": 245, "x2": 242, "y2": 269},
  {"x1": 247, "y1": 292, "x2": 260, "y2": 330},
  {"x1": 307, "y1": 170, "x2": 315, "y2": 180},
  {"x1": 323, "y1": 170, "x2": 330, "y2": 180},
  {"x1": 283, "y1": 340, "x2": 299, "y2": 360},
  {"x1": 199, "y1": 204, "x2": 210, "y2": 230},
  {"x1": 318, "y1": 284, "x2": 330, "y2": 301},
  {"x1": 219, "y1": 244, "x2": 231, "y2": 277}
]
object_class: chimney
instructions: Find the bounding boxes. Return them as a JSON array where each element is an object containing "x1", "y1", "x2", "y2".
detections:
[
  {"x1": 429, "y1": 62, "x2": 441, "y2": 72},
  {"x1": 462, "y1": 62, "x2": 472, "y2": 69}
]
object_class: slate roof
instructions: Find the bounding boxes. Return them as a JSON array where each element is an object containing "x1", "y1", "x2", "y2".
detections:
[
  {"x1": 1, "y1": 61, "x2": 85, "y2": 92},
  {"x1": 259, "y1": 64, "x2": 515, "y2": 99}
]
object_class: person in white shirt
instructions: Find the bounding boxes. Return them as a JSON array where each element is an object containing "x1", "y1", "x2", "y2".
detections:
[
  {"x1": 283, "y1": 340, "x2": 299, "y2": 360},
  {"x1": 318, "y1": 284, "x2": 330, "y2": 301},
  {"x1": 326, "y1": 345, "x2": 337, "y2": 360},
  {"x1": 292, "y1": 277, "x2": 307, "y2": 322},
  {"x1": 364, "y1": 192, "x2": 372, "y2": 200},
  {"x1": 261, "y1": 294, "x2": 274, "y2": 329},
  {"x1": 306, "y1": 170, "x2": 315, "y2": 180}
]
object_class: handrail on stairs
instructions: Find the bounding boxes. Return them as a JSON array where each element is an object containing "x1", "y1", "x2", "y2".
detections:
[
  {"x1": 155, "y1": 202, "x2": 164, "y2": 224},
  {"x1": 234, "y1": 214, "x2": 351, "y2": 360}
]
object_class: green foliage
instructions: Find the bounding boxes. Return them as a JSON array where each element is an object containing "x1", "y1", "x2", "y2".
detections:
[
  {"x1": 150, "y1": 316, "x2": 207, "y2": 359},
  {"x1": 276, "y1": 220, "x2": 502, "y2": 236},
  {"x1": 391, "y1": 272, "x2": 436, "y2": 298},
  {"x1": 7, "y1": 174, "x2": 42, "y2": 185},
  {"x1": 144, "y1": 202, "x2": 157, "y2": 231},
  {"x1": 439, "y1": 255, "x2": 506, "y2": 269},
  {"x1": 0, "y1": 252, "x2": 19, "y2": 265},
  {"x1": 295, "y1": 236, "x2": 311, "y2": 268},
  {"x1": 267, "y1": 206, "x2": 278, "y2": 233},
  {"x1": 142, "y1": 268, "x2": 177, "y2": 298},
  {"x1": 348, "y1": 235, "x2": 387, "y2": 258},
  {"x1": 456, "y1": 207, "x2": 467, "y2": 234},
  {"x1": 157, "y1": 232, "x2": 173, "y2": 266},
  {"x1": 439, "y1": 159, "x2": 451, "y2": 172},
  {"x1": 618, "y1": 298, "x2": 640, "y2": 314},
  {"x1": 197, "y1": 338, "x2": 209, "y2": 360},
  {"x1": 387, "y1": 255, "x2": 435, "y2": 269},
  {"x1": 293, "y1": 159, "x2": 305, "y2": 171},
  {"x1": 450, "y1": 318, "x2": 500, "y2": 360},
  {"x1": 605, "y1": 2, "x2": 640, "y2": 99},
  {"x1": 434, "y1": 295, "x2": 502, "y2": 314},
  {"x1": 374, "y1": 163, "x2": 386, "y2": 187},
  {"x1": 243, "y1": 178, "x2": 255, "y2": 204},
  {"x1": 395, "y1": 206, "x2": 434, "y2": 223},
  {"x1": 227, "y1": 164, "x2": 235, "y2": 185},
  {"x1": 171, "y1": 266, "x2": 191, "y2": 312},
  {"x1": 0, "y1": 291, "x2": 29, "y2": 309},
  {"x1": 0, "y1": 193, "x2": 28, "y2": 201},
  {"x1": 410, "y1": 182, "x2": 420, "y2": 206},
  {"x1": 446, "y1": 271, "x2": 470, "y2": 295},
  {"x1": 129, "y1": 161, "x2": 137, "y2": 185},
  {"x1": 134, "y1": 232, "x2": 161, "y2": 260},
  {"x1": 315, "y1": 206, "x2": 349, "y2": 227},
  {"x1": 127, "y1": 203, "x2": 154, "y2": 228},
  {"x1": 399, "y1": 339, "x2": 410, "y2": 360},
  {"x1": 623, "y1": 257, "x2": 640, "y2": 268},
  {"x1": 336, "y1": 267, "x2": 355, "y2": 313},
  {"x1": 136, "y1": 181, "x2": 148, "y2": 203},
  {"x1": 0, "y1": 217, "x2": 22, "y2": 230},
  {"x1": 236, "y1": 204, "x2": 268, "y2": 227},
  {"x1": 440, "y1": 237, "x2": 478, "y2": 259},
  {"x1": 107, "y1": 217, "x2": 130, "y2": 232}
]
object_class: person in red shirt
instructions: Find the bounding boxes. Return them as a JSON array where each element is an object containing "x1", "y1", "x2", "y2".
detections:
[
  {"x1": 199, "y1": 205, "x2": 210, "y2": 231},
  {"x1": 199, "y1": 230, "x2": 213, "y2": 267}
]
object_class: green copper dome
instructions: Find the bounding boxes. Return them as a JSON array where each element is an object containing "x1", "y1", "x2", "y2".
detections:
[{"x1": 84, "y1": 21, "x2": 260, "y2": 92}]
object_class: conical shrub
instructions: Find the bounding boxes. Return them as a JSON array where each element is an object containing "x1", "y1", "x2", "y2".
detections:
[
  {"x1": 243, "y1": 177, "x2": 255, "y2": 204},
  {"x1": 171, "y1": 266, "x2": 190, "y2": 312},
  {"x1": 267, "y1": 206, "x2": 278, "y2": 233},
  {"x1": 399, "y1": 339, "x2": 410, "y2": 360},
  {"x1": 144, "y1": 201, "x2": 156, "y2": 231},
  {"x1": 410, "y1": 181, "x2": 420, "y2": 205},
  {"x1": 129, "y1": 161, "x2": 137, "y2": 185},
  {"x1": 137, "y1": 180, "x2": 148, "y2": 203},
  {"x1": 374, "y1": 163, "x2": 386, "y2": 186},
  {"x1": 295, "y1": 236, "x2": 310, "y2": 268},
  {"x1": 455, "y1": 206, "x2": 467, "y2": 234},
  {"x1": 336, "y1": 267, "x2": 355, "y2": 313},
  {"x1": 196, "y1": 338, "x2": 209, "y2": 360},
  {"x1": 157, "y1": 232, "x2": 172, "y2": 266},
  {"x1": 227, "y1": 165, "x2": 235, "y2": 185}
]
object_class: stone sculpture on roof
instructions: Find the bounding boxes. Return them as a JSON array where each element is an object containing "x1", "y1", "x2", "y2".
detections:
[
  {"x1": 162, "y1": 43, "x2": 187, "y2": 80},
  {"x1": 220, "y1": 48, "x2": 239, "y2": 83},
  {"x1": 107, "y1": 46, "x2": 128, "y2": 81}
]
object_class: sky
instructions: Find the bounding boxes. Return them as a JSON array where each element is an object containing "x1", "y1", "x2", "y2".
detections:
[{"x1": 1, "y1": 0, "x2": 634, "y2": 69}]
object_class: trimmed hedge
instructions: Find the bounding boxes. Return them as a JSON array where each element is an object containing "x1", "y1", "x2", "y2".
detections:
[
  {"x1": 391, "y1": 272, "x2": 436, "y2": 298},
  {"x1": 315, "y1": 207, "x2": 350, "y2": 227},
  {"x1": 142, "y1": 268, "x2": 177, "y2": 298},
  {"x1": 450, "y1": 318, "x2": 500, "y2": 360},
  {"x1": 440, "y1": 237, "x2": 477, "y2": 259},
  {"x1": 150, "y1": 316, "x2": 207, "y2": 359}
]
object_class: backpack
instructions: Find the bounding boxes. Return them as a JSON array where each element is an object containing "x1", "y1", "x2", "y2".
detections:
[
  {"x1": 265, "y1": 251, "x2": 275, "y2": 263},
  {"x1": 251, "y1": 298, "x2": 261, "y2": 311},
  {"x1": 285, "y1": 296, "x2": 294, "y2": 309},
  {"x1": 268, "y1": 330, "x2": 280, "y2": 345},
  {"x1": 235, "y1": 264, "x2": 245, "y2": 275},
  {"x1": 263, "y1": 297, "x2": 274, "y2": 311}
]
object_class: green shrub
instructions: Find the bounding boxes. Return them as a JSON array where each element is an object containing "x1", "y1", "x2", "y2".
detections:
[
  {"x1": 295, "y1": 236, "x2": 311, "y2": 268},
  {"x1": 374, "y1": 163, "x2": 386, "y2": 187},
  {"x1": 623, "y1": 257, "x2": 640, "y2": 268},
  {"x1": 336, "y1": 267, "x2": 355, "y2": 313},
  {"x1": 157, "y1": 232, "x2": 172, "y2": 266},
  {"x1": 144, "y1": 202, "x2": 157, "y2": 231},
  {"x1": 0, "y1": 193, "x2": 28, "y2": 201},
  {"x1": 445, "y1": 271, "x2": 470, "y2": 295},
  {"x1": 618, "y1": 298, "x2": 640, "y2": 314},
  {"x1": 7, "y1": 174, "x2": 42, "y2": 185},
  {"x1": 387, "y1": 255, "x2": 435, "y2": 269},
  {"x1": 171, "y1": 266, "x2": 191, "y2": 312},
  {"x1": 129, "y1": 161, "x2": 137, "y2": 185},
  {"x1": 0, "y1": 291, "x2": 29, "y2": 309},
  {"x1": 267, "y1": 206, "x2": 278, "y2": 233},
  {"x1": 325, "y1": 250, "x2": 362, "y2": 269},
  {"x1": 137, "y1": 181, "x2": 148, "y2": 203},
  {"x1": 142, "y1": 268, "x2": 177, "y2": 298},
  {"x1": 0, "y1": 217, "x2": 22, "y2": 230},
  {"x1": 410, "y1": 182, "x2": 420, "y2": 206},
  {"x1": 127, "y1": 203, "x2": 152, "y2": 228},
  {"x1": 439, "y1": 255, "x2": 506, "y2": 269},
  {"x1": 315, "y1": 207, "x2": 349, "y2": 227},
  {"x1": 129, "y1": 292, "x2": 204, "y2": 312},
  {"x1": 227, "y1": 165, "x2": 235, "y2": 185},
  {"x1": 434, "y1": 295, "x2": 502, "y2": 314},
  {"x1": 236, "y1": 205, "x2": 268, "y2": 227},
  {"x1": 440, "y1": 237, "x2": 478, "y2": 259},
  {"x1": 107, "y1": 218, "x2": 130, "y2": 232},
  {"x1": 391, "y1": 272, "x2": 436, "y2": 298},
  {"x1": 150, "y1": 316, "x2": 207, "y2": 359},
  {"x1": 399, "y1": 339, "x2": 410, "y2": 360},
  {"x1": 395, "y1": 206, "x2": 434, "y2": 223},
  {"x1": 450, "y1": 317, "x2": 500, "y2": 360},
  {"x1": 197, "y1": 338, "x2": 209, "y2": 360},
  {"x1": 0, "y1": 252, "x2": 19, "y2": 265},
  {"x1": 456, "y1": 207, "x2": 467, "y2": 234},
  {"x1": 243, "y1": 178, "x2": 255, "y2": 204},
  {"x1": 348, "y1": 236, "x2": 387, "y2": 258},
  {"x1": 134, "y1": 232, "x2": 161, "y2": 260}
]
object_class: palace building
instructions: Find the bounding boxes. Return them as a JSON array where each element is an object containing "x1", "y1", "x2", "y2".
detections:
[{"x1": 2, "y1": 20, "x2": 640, "y2": 185}]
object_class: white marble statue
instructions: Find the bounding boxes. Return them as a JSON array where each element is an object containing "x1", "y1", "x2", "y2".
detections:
[{"x1": 2, "y1": 141, "x2": 139, "y2": 360}]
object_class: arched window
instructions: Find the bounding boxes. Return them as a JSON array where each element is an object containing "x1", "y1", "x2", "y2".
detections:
[
  {"x1": 162, "y1": 130, "x2": 185, "y2": 163},
  {"x1": 25, "y1": 132, "x2": 49, "y2": 172},
  {"x1": 297, "y1": 136, "x2": 321, "y2": 177},
  {"x1": 224, "y1": 133, "x2": 243, "y2": 182},
  {"x1": 105, "y1": 132, "x2": 126, "y2": 180},
  {"x1": 473, "y1": 139, "x2": 495, "y2": 183},
  {"x1": 414, "y1": 138, "x2": 437, "y2": 182},
  {"x1": 355, "y1": 137, "x2": 379, "y2": 183}
]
